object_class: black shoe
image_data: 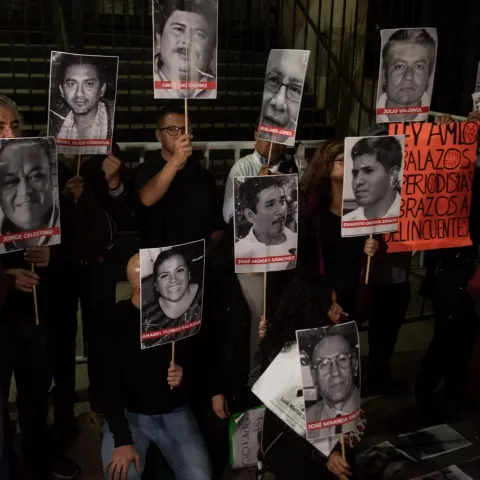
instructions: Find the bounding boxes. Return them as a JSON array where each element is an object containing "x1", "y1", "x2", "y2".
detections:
[{"x1": 52, "y1": 456, "x2": 81, "y2": 480}]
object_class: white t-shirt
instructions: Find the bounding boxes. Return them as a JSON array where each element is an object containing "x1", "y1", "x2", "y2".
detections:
[{"x1": 235, "y1": 226, "x2": 298, "y2": 273}]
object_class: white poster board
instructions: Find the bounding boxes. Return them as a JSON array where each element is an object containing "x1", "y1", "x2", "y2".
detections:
[
  {"x1": 257, "y1": 49, "x2": 310, "y2": 146},
  {"x1": 140, "y1": 239, "x2": 205, "y2": 349},
  {"x1": 0, "y1": 137, "x2": 61, "y2": 254},
  {"x1": 48, "y1": 51, "x2": 119, "y2": 155},
  {"x1": 233, "y1": 174, "x2": 298, "y2": 273},
  {"x1": 376, "y1": 28, "x2": 438, "y2": 123},
  {"x1": 341, "y1": 135, "x2": 405, "y2": 237},
  {"x1": 152, "y1": 0, "x2": 218, "y2": 99}
]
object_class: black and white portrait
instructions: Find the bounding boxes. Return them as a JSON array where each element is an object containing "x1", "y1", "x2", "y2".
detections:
[
  {"x1": 391, "y1": 424, "x2": 472, "y2": 462},
  {"x1": 376, "y1": 28, "x2": 438, "y2": 123},
  {"x1": 0, "y1": 137, "x2": 60, "y2": 254},
  {"x1": 341, "y1": 135, "x2": 405, "y2": 237},
  {"x1": 152, "y1": 0, "x2": 218, "y2": 99},
  {"x1": 473, "y1": 92, "x2": 480, "y2": 112},
  {"x1": 140, "y1": 240, "x2": 205, "y2": 349},
  {"x1": 296, "y1": 321, "x2": 361, "y2": 440},
  {"x1": 356, "y1": 441, "x2": 414, "y2": 480},
  {"x1": 233, "y1": 174, "x2": 298, "y2": 273},
  {"x1": 48, "y1": 51, "x2": 119, "y2": 155},
  {"x1": 475, "y1": 61, "x2": 480, "y2": 93},
  {"x1": 257, "y1": 49, "x2": 310, "y2": 146},
  {"x1": 411, "y1": 465, "x2": 474, "y2": 480}
]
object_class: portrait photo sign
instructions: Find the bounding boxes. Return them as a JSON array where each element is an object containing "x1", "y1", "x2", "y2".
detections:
[
  {"x1": 342, "y1": 135, "x2": 406, "y2": 237},
  {"x1": 0, "y1": 137, "x2": 61, "y2": 254},
  {"x1": 140, "y1": 239, "x2": 205, "y2": 349},
  {"x1": 233, "y1": 174, "x2": 298, "y2": 273},
  {"x1": 296, "y1": 321, "x2": 361, "y2": 440},
  {"x1": 376, "y1": 28, "x2": 438, "y2": 123},
  {"x1": 385, "y1": 121, "x2": 478, "y2": 252},
  {"x1": 48, "y1": 51, "x2": 119, "y2": 155},
  {"x1": 257, "y1": 49, "x2": 310, "y2": 146},
  {"x1": 152, "y1": 0, "x2": 218, "y2": 99}
]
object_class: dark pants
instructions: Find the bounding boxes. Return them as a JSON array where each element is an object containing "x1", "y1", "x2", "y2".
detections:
[
  {"x1": 416, "y1": 292, "x2": 479, "y2": 398},
  {"x1": 49, "y1": 252, "x2": 117, "y2": 417},
  {"x1": 0, "y1": 321, "x2": 51, "y2": 479},
  {"x1": 0, "y1": 385, "x2": 8, "y2": 479},
  {"x1": 368, "y1": 282, "x2": 411, "y2": 383}
]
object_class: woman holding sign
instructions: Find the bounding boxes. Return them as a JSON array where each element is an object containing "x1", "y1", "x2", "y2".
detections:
[{"x1": 301, "y1": 138, "x2": 378, "y2": 320}]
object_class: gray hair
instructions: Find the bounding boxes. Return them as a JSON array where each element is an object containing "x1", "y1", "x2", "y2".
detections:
[{"x1": 0, "y1": 95, "x2": 19, "y2": 112}]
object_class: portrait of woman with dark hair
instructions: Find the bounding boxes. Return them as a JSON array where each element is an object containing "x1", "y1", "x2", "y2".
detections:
[{"x1": 140, "y1": 239, "x2": 205, "y2": 349}]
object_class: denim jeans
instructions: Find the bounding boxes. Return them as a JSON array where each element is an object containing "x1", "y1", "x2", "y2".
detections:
[{"x1": 101, "y1": 405, "x2": 212, "y2": 480}]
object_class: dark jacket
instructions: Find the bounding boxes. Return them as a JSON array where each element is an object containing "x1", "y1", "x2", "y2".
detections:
[{"x1": 56, "y1": 145, "x2": 131, "y2": 263}]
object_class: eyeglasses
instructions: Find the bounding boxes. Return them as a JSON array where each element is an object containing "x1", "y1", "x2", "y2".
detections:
[
  {"x1": 312, "y1": 353, "x2": 352, "y2": 373},
  {"x1": 265, "y1": 73, "x2": 302, "y2": 103},
  {"x1": 157, "y1": 126, "x2": 193, "y2": 136}
]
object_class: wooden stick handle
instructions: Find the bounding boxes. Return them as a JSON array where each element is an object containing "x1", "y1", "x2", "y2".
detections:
[
  {"x1": 267, "y1": 142, "x2": 273, "y2": 166},
  {"x1": 341, "y1": 434, "x2": 346, "y2": 460},
  {"x1": 365, "y1": 234, "x2": 373, "y2": 285},
  {"x1": 31, "y1": 264, "x2": 39, "y2": 326},
  {"x1": 170, "y1": 342, "x2": 175, "y2": 390},
  {"x1": 76, "y1": 154, "x2": 81, "y2": 176},
  {"x1": 263, "y1": 272, "x2": 267, "y2": 321},
  {"x1": 184, "y1": 98, "x2": 188, "y2": 131}
]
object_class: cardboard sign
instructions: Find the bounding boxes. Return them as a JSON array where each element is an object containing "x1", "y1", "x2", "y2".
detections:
[
  {"x1": 385, "y1": 122, "x2": 478, "y2": 252},
  {"x1": 140, "y1": 239, "x2": 205, "y2": 349},
  {"x1": 0, "y1": 137, "x2": 61, "y2": 254},
  {"x1": 257, "y1": 49, "x2": 310, "y2": 146},
  {"x1": 152, "y1": 0, "x2": 218, "y2": 99},
  {"x1": 48, "y1": 51, "x2": 119, "y2": 155},
  {"x1": 296, "y1": 321, "x2": 361, "y2": 441},
  {"x1": 376, "y1": 28, "x2": 438, "y2": 123},
  {"x1": 341, "y1": 135, "x2": 405, "y2": 237},
  {"x1": 233, "y1": 174, "x2": 298, "y2": 273}
]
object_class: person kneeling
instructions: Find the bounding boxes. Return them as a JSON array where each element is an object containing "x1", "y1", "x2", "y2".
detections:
[{"x1": 100, "y1": 254, "x2": 212, "y2": 480}]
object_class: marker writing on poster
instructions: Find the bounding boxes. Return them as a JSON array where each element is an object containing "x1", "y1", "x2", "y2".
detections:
[
  {"x1": 384, "y1": 121, "x2": 478, "y2": 252},
  {"x1": 238, "y1": 411, "x2": 264, "y2": 467}
]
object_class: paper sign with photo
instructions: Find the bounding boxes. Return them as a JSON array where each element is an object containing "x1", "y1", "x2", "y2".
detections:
[
  {"x1": 376, "y1": 28, "x2": 438, "y2": 123},
  {"x1": 390, "y1": 424, "x2": 472, "y2": 462},
  {"x1": 152, "y1": 0, "x2": 218, "y2": 99},
  {"x1": 233, "y1": 174, "x2": 298, "y2": 273},
  {"x1": 252, "y1": 342, "x2": 366, "y2": 458},
  {"x1": 475, "y1": 62, "x2": 480, "y2": 93},
  {"x1": 472, "y1": 92, "x2": 480, "y2": 112},
  {"x1": 296, "y1": 321, "x2": 361, "y2": 440},
  {"x1": 355, "y1": 441, "x2": 414, "y2": 479},
  {"x1": 140, "y1": 239, "x2": 205, "y2": 349},
  {"x1": 411, "y1": 465, "x2": 474, "y2": 480},
  {"x1": 48, "y1": 51, "x2": 119, "y2": 155},
  {"x1": 341, "y1": 135, "x2": 405, "y2": 237},
  {"x1": 0, "y1": 137, "x2": 61, "y2": 254},
  {"x1": 257, "y1": 49, "x2": 310, "y2": 146}
]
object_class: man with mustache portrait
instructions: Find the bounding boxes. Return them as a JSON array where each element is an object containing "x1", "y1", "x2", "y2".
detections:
[
  {"x1": 234, "y1": 175, "x2": 298, "y2": 272},
  {"x1": 153, "y1": 0, "x2": 217, "y2": 99},
  {"x1": 376, "y1": 28, "x2": 437, "y2": 123}
]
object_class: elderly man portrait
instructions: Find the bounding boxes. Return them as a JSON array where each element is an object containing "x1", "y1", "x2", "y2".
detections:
[
  {"x1": 49, "y1": 53, "x2": 116, "y2": 153},
  {"x1": 305, "y1": 330, "x2": 361, "y2": 439},
  {"x1": 377, "y1": 28, "x2": 437, "y2": 122},
  {"x1": 258, "y1": 49, "x2": 307, "y2": 145},
  {"x1": 153, "y1": 0, "x2": 217, "y2": 99}
]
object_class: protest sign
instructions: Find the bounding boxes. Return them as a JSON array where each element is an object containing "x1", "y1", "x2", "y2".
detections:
[
  {"x1": 228, "y1": 407, "x2": 265, "y2": 469},
  {"x1": 341, "y1": 135, "x2": 405, "y2": 237},
  {"x1": 152, "y1": 0, "x2": 218, "y2": 99},
  {"x1": 473, "y1": 92, "x2": 480, "y2": 112},
  {"x1": 376, "y1": 28, "x2": 438, "y2": 123},
  {"x1": 0, "y1": 137, "x2": 61, "y2": 254},
  {"x1": 48, "y1": 51, "x2": 119, "y2": 155},
  {"x1": 475, "y1": 62, "x2": 480, "y2": 93},
  {"x1": 296, "y1": 321, "x2": 361, "y2": 440},
  {"x1": 385, "y1": 121, "x2": 478, "y2": 252},
  {"x1": 257, "y1": 49, "x2": 310, "y2": 146},
  {"x1": 233, "y1": 174, "x2": 298, "y2": 273},
  {"x1": 140, "y1": 239, "x2": 205, "y2": 349}
]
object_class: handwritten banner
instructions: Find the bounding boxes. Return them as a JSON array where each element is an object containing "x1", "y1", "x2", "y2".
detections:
[{"x1": 385, "y1": 121, "x2": 478, "y2": 252}]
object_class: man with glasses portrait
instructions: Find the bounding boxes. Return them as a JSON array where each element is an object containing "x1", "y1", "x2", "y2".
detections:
[
  {"x1": 134, "y1": 104, "x2": 225, "y2": 248},
  {"x1": 304, "y1": 329, "x2": 361, "y2": 439},
  {"x1": 258, "y1": 49, "x2": 309, "y2": 146}
]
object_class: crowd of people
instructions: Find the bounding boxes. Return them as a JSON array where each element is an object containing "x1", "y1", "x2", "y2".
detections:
[{"x1": 0, "y1": 94, "x2": 479, "y2": 480}]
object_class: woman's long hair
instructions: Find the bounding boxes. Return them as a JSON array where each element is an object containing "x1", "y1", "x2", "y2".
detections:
[
  {"x1": 263, "y1": 273, "x2": 334, "y2": 360},
  {"x1": 301, "y1": 137, "x2": 344, "y2": 208}
]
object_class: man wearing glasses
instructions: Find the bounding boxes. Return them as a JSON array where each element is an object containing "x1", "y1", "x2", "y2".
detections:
[
  {"x1": 306, "y1": 331, "x2": 361, "y2": 439},
  {"x1": 135, "y1": 104, "x2": 224, "y2": 248},
  {"x1": 258, "y1": 49, "x2": 308, "y2": 146}
]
